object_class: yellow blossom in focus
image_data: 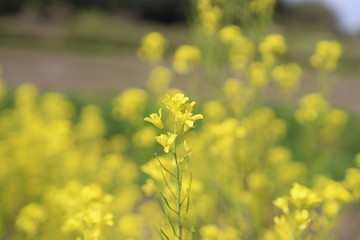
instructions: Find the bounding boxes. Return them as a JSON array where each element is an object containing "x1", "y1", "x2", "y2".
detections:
[
  {"x1": 163, "y1": 93, "x2": 190, "y2": 117},
  {"x1": 183, "y1": 111, "x2": 204, "y2": 132},
  {"x1": 155, "y1": 132, "x2": 177, "y2": 153},
  {"x1": 138, "y1": 32, "x2": 167, "y2": 63},
  {"x1": 173, "y1": 45, "x2": 201, "y2": 74},
  {"x1": 162, "y1": 93, "x2": 203, "y2": 132},
  {"x1": 144, "y1": 108, "x2": 164, "y2": 129}
]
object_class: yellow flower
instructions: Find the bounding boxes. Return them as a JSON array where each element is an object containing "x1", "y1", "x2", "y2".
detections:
[
  {"x1": 112, "y1": 88, "x2": 147, "y2": 124},
  {"x1": 273, "y1": 197, "x2": 289, "y2": 214},
  {"x1": 295, "y1": 209, "x2": 311, "y2": 230},
  {"x1": 272, "y1": 63, "x2": 302, "y2": 93},
  {"x1": 310, "y1": 40, "x2": 342, "y2": 72},
  {"x1": 219, "y1": 25, "x2": 241, "y2": 44},
  {"x1": 182, "y1": 112, "x2": 204, "y2": 132},
  {"x1": 274, "y1": 215, "x2": 292, "y2": 238},
  {"x1": 173, "y1": 45, "x2": 201, "y2": 74},
  {"x1": 290, "y1": 183, "x2": 321, "y2": 208},
  {"x1": 228, "y1": 36, "x2": 254, "y2": 70},
  {"x1": 16, "y1": 203, "x2": 47, "y2": 237},
  {"x1": 155, "y1": 132, "x2": 177, "y2": 153},
  {"x1": 137, "y1": 32, "x2": 167, "y2": 63},
  {"x1": 163, "y1": 93, "x2": 189, "y2": 118},
  {"x1": 248, "y1": 62, "x2": 268, "y2": 88},
  {"x1": 199, "y1": 6, "x2": 222, "y2": 35},
  {"x1": 295, "y1": 93, "x2": 329, "y2": 124},
  {"x1": 180, "y1": 100, "x2": 203, "y2": 131},
  {"x1": 144, "y1": 108, "x2": 164, "y2": 129},
  {"x1": 259, "y1": 34, "x2": 286, "y2": 66}
]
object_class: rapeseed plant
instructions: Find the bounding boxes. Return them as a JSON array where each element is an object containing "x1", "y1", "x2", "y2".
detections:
[{"x1": 144, "y1": 93, "x2": 203, "y2": 240}]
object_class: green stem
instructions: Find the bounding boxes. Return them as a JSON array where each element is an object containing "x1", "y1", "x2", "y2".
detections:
[{"x1": 173, "y1": 148, "x2": 183, "y2": 240}]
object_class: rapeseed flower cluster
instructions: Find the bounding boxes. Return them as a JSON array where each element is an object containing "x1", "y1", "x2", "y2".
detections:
[
  {"x1": 138, "y1": 32, "x2": 167, "y2": 64},
  {"x1": 197, "y1": 0, "x2": 223, "y2": 35},
  {"x1": 310, "y1": 40, "x2": 342, "y2": 72},
  {"x1": 173, "y1": 45, "x2": 202, "y2": 74}
]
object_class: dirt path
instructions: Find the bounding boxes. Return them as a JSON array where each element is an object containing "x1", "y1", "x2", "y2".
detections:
[
  {"x1": 0, "y1": 48, "x2": 150, "y2": 95},
  {"x1": 0, "y1": 47, "x2": 359, "y2": 112}
]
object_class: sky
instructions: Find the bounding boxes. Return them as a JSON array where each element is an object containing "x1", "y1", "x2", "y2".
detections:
[{"x1": 282, "y1": 0, "x2": 360, "y2": 34}]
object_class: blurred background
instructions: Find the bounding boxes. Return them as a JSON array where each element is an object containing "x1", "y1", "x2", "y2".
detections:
[{"x1": 0, "y1": 0, "x2": 359, "y2": 109}]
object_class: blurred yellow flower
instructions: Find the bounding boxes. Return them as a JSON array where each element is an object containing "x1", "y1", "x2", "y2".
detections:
[
  {"x1": 295, "y1": 93, "x2": 329, "y2": 124},
  {"x1": 290, "y1": 183, "x2": 321, "y2": 208},
  {"x1": 295, "y1": 209, "x2": 311, "y2": 230},
  {"x1": 173, "y1": 45, "x2": 201, "y2": 74},
  {"x1": 259, "y1": 34, "x2": 286, "y2": 66},
  {"x1": 219, "y1": 25, "x2": 241, "y2": 44},
  {"x1": 138, "y1": 32, "x2": 167, "y2": 63},
  {"x1": 248, "y1": 61, "x2": 268, "y2": 88},
  {"x1": 147, "y1": 66, "x2": 173, "y2": 94},
  {"x1": 273, "y1": 197, "x2": 289, "y2": 214},
  {"x1": 272, "y1": 63, "x2": 302, "y2": 93},
  {"x1": 310, "y1": 40, "x2": 342, "y2": 72}
]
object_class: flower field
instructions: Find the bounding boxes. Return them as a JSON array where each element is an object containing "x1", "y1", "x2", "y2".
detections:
[{"x1": 1, "y1": 0, "x2": 360, "y2": 239}]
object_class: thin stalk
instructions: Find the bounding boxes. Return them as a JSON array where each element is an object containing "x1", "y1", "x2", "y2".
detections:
[{"x1": 173, "y1": 148, "x2": 182, "y2": 240}]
